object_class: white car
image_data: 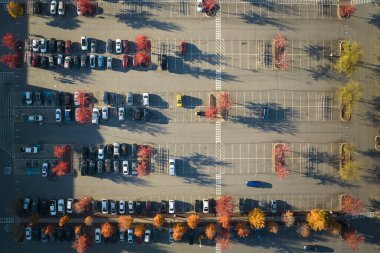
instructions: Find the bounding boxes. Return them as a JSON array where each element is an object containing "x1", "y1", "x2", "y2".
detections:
[
  {"x1": 28, "y1": 115, "x2": 43, "y2": 122},
  {"x1": 25, "y1": 91, "x2": 33, "y2": 105},
  {"x1": 115, "y1": 39, "x2": 122, "y2": 54},
  {"x1": 107, "y1": 56, "x2": 112, "y2": 70},
  {"x1": 203, "y1": 199, "x2": 209, "y2": 213},
  {"x1": 40, "y1": 39, "x2": 47, "y2": 53},
  {"x1": 197, "y1": 0, "x2": 203, "y2": 12},
  {"x1": 142, "y1": 93, "x2": 149, "y2": 107},
  {"x1": 41, "y1": 163, "x2": 48, "y2": 177},
  {"x1": 98, "y1": 145, "x2": 105, "y2": 160},
  {"x1": 144, "y1": 229, "x2": 151, "y2": 243},
  {"x1": 95, "y1": 228, "x2": 101, "y2": 243},
  {"x1": 25, "y1": 227, "x2": 32, "y2": 240},
  {"x1": 76, "y1": 2, "x2": 82, "y2": 15},
  {"x1": 92, "y1": 107, "x2": 99, "y2": 124},
  {"x1": 50, "y1": 0, "x2": 57, "y2": 15},
  {"x1": 118, "y1": 107, "x2": 125, "y2": 121},
  {"x1": 32, "y1": 39, "x2": 39, "y2": 52},
  {"x1": 66, "y1": 198, "x2": 73, "y2": 214},
  {"x1": 119, "y1": 200, "x2": 125, "y2": 214},
  {"x1": 64, "y1": 56, "x2": 71, "y2": 69},
  {"x1": 131, "y1": 162, "x2": 137, "y2": 175},
  {"x1": 57, "y1": 54, "x2": 63, "y2": 66},
  {"x1": 55, "y1": 108, "x2": 62, "y2": 122},
  {"x1": 270, "y1": 200, "x2": 277, "y2": 213},
  {"x1": 128, "y1": 201, "x2": 134, "y2": 214},
  {"x1": 58, "y1": 1, "x2": 65, "y2": 16},
  {"x1": 122, "y1": 160, "x2": 129, "y2": 175},
  {"x1": 73, "y1": 91, "x2": 80, "y2": 106},
  {"x1": 169, "y1": 159, "x2": 175, "y2": 176},
  {"x1": 58, "y1": 199, "x2": 65, "y2": 215},
  {"x1": 169, "y1": 200, "x2": 175, "y2": 214},
  {"x1": 49, "y1": 200, "x2": 57, "y2": 216},
  {"x1": 101, "y1": 107, "x2": 108, "y2": 120},
  {"x1": 113, "y1": 143, "x2": 120, "y2": 157},
  {"x1": 81, "y1": 36, "x2": 88, "y2": 51},
  {"x1": 101, "y1": 199, "x2": 108, "y2": 214},
  {"x1": 127, "y1": 228, "x2": 133, "y2": 243}
]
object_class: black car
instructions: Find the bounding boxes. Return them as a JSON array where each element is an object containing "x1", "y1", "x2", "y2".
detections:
[
  {"x1": 89, "y1": 145, "x2": 97, "y2": 159},
  {"x1": 92, "y1": 200, "x2": 99, "y2": 212},
  {"x1": 32, "y1": 226, "x2": 41, "y2": 241},
  {"x1": 33, "y1": 2, "x2": 41, "y2": 15},
  {"x1": 31, "y1": 197, "x2": 40, "y2": 214},
  {"x1": 135, "y1": 201, "x2": 142, "y2": 214},
  {"x1": 187, "y1": 229, "x2": 195, "y2": 245},
  {"x1": 120, "y1": 143, "x2": 127, "y2": 157},
  {"x1": 195, "y1": 200, "x2": 202, "y2": 213},
  {"x1": 40, "y1": 199, "x2": 48, "y2": 215},
  {"x1": 57, "y1": 40, "x2": 64, "y2": 53},
  {"x1": 80, "y1": 54, "x2": 86, "y2": 68},
  {"x1": 105, "y1": 144, "x2": 113, "y2": 158},
  {"x1": 89, "y1": 160, "x2": 95, "y2": 175},
  {"x1": 160, "y1": 54, "x2": 168, "y2": 71},
  {"x1": 106, "y1": 39, "x2": 113, "y2": 53},
  {"x1": 131, "y1": 144, "x2": 137, "y2": 158},
  {"x1": 134, "y1": 107, "x2": 142, "y2": 121},
  {"x1": 40, "y1": 56, "x2": 47, "y2": 68},
  {"x1": 82, "y1": 147, "x2": 88, "y2": 160},
  {"x1": 239, "y1": 198, "x2": 245, "y2": 215},
  {"x1": 73, "y1": 56, "x2": 80, "y2": 68},
  {"x1": 160, "y1": 201, "x2": 167, "y2": 213},
  {"x1": 81, "y1": 161, "x2": 88, "y2": 176},
  {"x1": 49, "y1": 38, "x2": 56, "y2": 53},
  {"x1": 58, "y1": 227, "x2": 65, "y2": 241},
  {"x1": 103, "y1": 91, "x2": 109, "y2": 105},
  {"x1": 143, "y1": 109, "x2": 150, "y2": 121},
  {"x1": 304, "y1": 245, "x2": 318, "y2": 251}
]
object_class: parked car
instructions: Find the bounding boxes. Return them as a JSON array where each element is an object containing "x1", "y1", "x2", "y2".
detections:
[
  {"x1": 49, "y1": 55, "x2": 54, "y2": 67},
  {"x1": 90, "y1": 39, "x2": 97, "y2": 53},
  {"x1": 95, "y1": 228, "x2": 101, "y2": 243},
  {"x1": 80, "y1": 54, "x2": 86, "y2": 67},
  {"x1": 81, "y1": 36, "x2": 88, "y2": 51},
  {"x1": 40, "y1": 56, "x2": 47, "y2": 68},
  {"x1": 110, "y1": 200, "x2": 117, "y2": 215},
  {"x1": 160, "y1": 54, "x2": 168, "y2": 70},
  {"x1": 90, "y1": 54, "x2": 96, "y2": 69},
  {"x1": 118, "y1": 107, "x2": 125, "y2": 120},
  {"x1": 133, "y1": 107, "x2": 142, "y2": 121},
  {"x1": 113, "y1": 143, "x2": 120, "y2": 157},
  {"x1": 57, "y1": 199, "x2": 65, "y2": 215},
  {"x1": 122, "y1": 161, "x2": 129, "y2": 175},
  {"x1": 25, "y1": 226, "x2": 32, "y2": 240},
  {"x1": 40, "y1": 38, "x2": 47, "y2": 53},
  {"x1": 115, "y1": 39, "x2": 122, "y2": 53},
  {"x1": 105, "y1": 159, "x2": 111, "y2": 173},
  {"x1": 57, "y1": 54, "x2": 63, "y2": 66},
  {"x1": 168, "y1": 200, "x2": 175, "y2": 214},
  {"x1": 169, "y1": 159, "x2": 175, "y2": 176},
  {"x1": 203, "y1": 199, "x2": 209, "y2": 213},
  {"x1": 98, "y1": 55, "x2": 104, "y2": 69},
  {"x1": 49, "y1": 200, "x2": 57, "y2": 216},
  {"x1": 76, "y1": 2, "x2": 82, "y2": 15},
  {"x1": 64, "y1": 56, "x2": 71, "y2": 69},
  {"x1": 66, "y1": 198, "x2": 73, "y2": 214},
  {"x1": 197, "y1": 0, "x2": 203, "y2": 12},
  {"x1": 122, "y1": 54, "x2": 128, "y2": 68},
  {"x1": 28, "y1": 115, "x2": 43, "y2": 122},
  {"x1": 270, "y1": 200, "x2": 277, "y2": 213},
  {"x1": 32, "y1": 39, "x2": 39, "y2": 52},
  {"x1": 34, "y1": 2, "x2": 41, "y2": 15},
  {"x1": 92, "y1": 108, "x2": 99, "y2": 124},
  {"x1": 101, "y1": 107, "x2": 108, "y2": 120},
  {"x1": 50, "y1": 0, "x2": 57, "y2": 15},
  {"x1": 144, "y1": 229, "x2": 151, "y2": 243},
  {"x1": 107, "y1": 56, "x2": 112, "y2": 69},
  {"x1": 73, "y1": 91, "x2": 80, "y2": 106},
  {"x1": 101, "y1": 199, "x2": 108, "y2": 214},
  {"x1": 262, "y1": 107, "x2": 270, "y2": 119},
  {"x1": 58, "y1": 0, "x2": 65, "y2": 15},
  {"x1": 25, "y1": 91, "x2": 33, "y2": 105},
  {"x1": 127, "y1": 228, "x2": 133, "y2": 243},
  {"x1": 98, "y1": 145, "x2": 105, "y2": 160},
  {"x1": 57, "y1": 40, "x2": 64, "y2": 53},
  {"x1": 114, "y1": 160, "x2": 120, "y2": 172},
  {"x1": 106, "y1": 39, "x2": 113, "y2": 53},
  {"x1": 128, "y1": 201, "x2": 134, "y2": 214},
  {"x1": 41, "y1": 163, "x2": 48, "y2": 177},
  {"x1": 168, "y1": 228, "x2": 174, "y2": 242},
  {"x1": 127, "y1": 92, "x2": 133, "y2": 106},
  {"x1": 195, "y1": 200, "x2": 202, "y2": 213},
  {"x1": 119, "y1": 200, "x2": 125, "y2": 214},
  {"x1": 131, "y1": 144, "x2": 137, "y2": 158},
  {"x1": 49, "y1": 38, "x2": 56, "y2": 53},
  {"x1": 131, "y1": 162, "x2": 137, "y2": 175},
  {"x1": 122, "y1": 40, "x2": 129, "y2": 53},
  {"x1": 73, "y1": 56, "x2": 80, "y2": 68},
  {"x1": 142, "y1": 93, "x2": 149, "y2": 106}
]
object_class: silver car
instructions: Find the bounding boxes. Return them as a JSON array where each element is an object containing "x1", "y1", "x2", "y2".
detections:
[{"x1": 107, "y1": 56, "x2": 112, "y2": 70}]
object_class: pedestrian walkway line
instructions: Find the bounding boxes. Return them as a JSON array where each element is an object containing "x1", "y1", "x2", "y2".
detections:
[{"x1": 0, "y1": 72, "x2": 15, "y2": 158}]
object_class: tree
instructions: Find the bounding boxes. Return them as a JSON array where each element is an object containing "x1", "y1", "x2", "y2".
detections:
[
  {"x1": 205, "y1": 107, "x2": 217, "y2": 120},
  {"x1": 203, "y1": 0, "x2": 217, "y2": 12},
  {"x1": 135, "y1": 35, "x2": 151, "y2": 52},
  {"x1": 336, "y1": 80, "x2": 362, "y2": 121},
  {"x1": 101, "y1": 222, "x2": 115, "y2": 238},
  {"x1": 219, "y1": 215, "x2": 231, "y2": 229},
  {"x1": 339, "y1": 161, "x2": 360, "y2": 181},
  {"x1": 343, "y1": 229, "x2": 364, "y2": 251},
  {"x1": 275, "y1": 144, "x2": 290, "y2": 178},
  {"x1": 281, "y1": 211, "x2": 295, "y2": 227},
  {"x1": 152, "y1": 214, "x2": 165, "y2": 228},
  {"x1": 75, "y1": 225, "x2": 82, "y2": 236},
  {"x1": 248, "y1": 208, "x2": 266, "y2": 229},
  {"x1": 276, "y1": 164, "x2": 290, "y2": 179},
  {"x1": 339, "y1": 4, "x2": 356, "y2": 18},
  {"x1": 118, "y1": 215, "x2": 133, "y2": 231},
  {"x1": 59, "y1": 215, "x2": 70, "y2": 227},
  {"x1": 272, "y1": 33, "x2": 288, "y2": 50},
  {"x1": 136, "y1": 160, "x2": 149, "y2": 177},
  {"x1": 274, "y1": 52, "x2": 289, "y2": 71},
  {"x1": 0, "y1": 54, "x2": 17, "y2": 69},
  {"x1": 6, "y1": 1, "x2": 24, "y2": 18},
  {"x1": 297, "y1": 222, "x2": 310, "y2": 238},
  {"x1": 335, "y1": 41, "x2": 362, "y2": 75},
  {"x1": 53, "y1": 145, "x2": 70, "y2": 158},
  {"x1": 134, "y1": 224, "x2": 146, "y2": 238},
  {"x1": 173, "y1": 223, "x2": 187, "y2": 241},
  {"x1": 267, "y1": 221, "x2": 279, "y2": 234},
  {"x1": 72, "y1": 235, "x2": 91, "y2": 253},
  {"x1": 52, "y1": 161, "x2": 70, "y2": 176},
  {"x1": 306, "y1": 209, "x2": 328, "y2": 231},
  {"x1": 2, "y1": 33, "x2": 15, "y2": 49},
  {"x1": 235, "y1": 222, "x2": 250, "y2": 238},
  {"x1": 29, "y1": 214, "x2": 39, "y2": 226},
  {"x1": 74, "y1": 196, "x2": 93, "y2": 214},
  {"x1": 138, "y1": 145, "x2": 153, "y2": 160},
  {"x1": 76, "y1": 107, "x2": 92, "y2": 124},
  {"x1": 45, "y1": 225, "x2": 54, "y2": 235},
  {"x1": 219, "y1": 92, "x2": 231, "y2": 111},
  {"x1": 341, "y1": 195, "x2": 364, "y2": 215},
  {"x1": 76, "y1": 0, "x2": 95, "y2": 16},
  {"x1": 216, "y1": 229, "x2": 231, "y2": 250},
  {"x1": 84, "y1": 216, "x2": 93, "y2": 226},
  {"x1": 328, "y1": 220, "x2": 341, "y2": 236},
  {"x1": 133, "y1": 52, "x2": 150, "y2": 67},
  {"x1": 78, "y1": 92, "x2": 90, "y2": 106},
  {"x1": 187, "y1": 214, "x2": 200, "y2": 229},
  {"x1": 205, "y1": 223, "x2": 217, "y2": 240},
  {"x1": 216, "y1": 195, "x2": 234, "y2": 217}
]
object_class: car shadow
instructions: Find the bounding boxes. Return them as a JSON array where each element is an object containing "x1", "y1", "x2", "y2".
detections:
[{"x1": 182, "y1": 95, "x2": 203, "y2": 109}]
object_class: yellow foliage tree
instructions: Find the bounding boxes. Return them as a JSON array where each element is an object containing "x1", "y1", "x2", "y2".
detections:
[
  {"x1": 134, "y1": 224, "x2": 146, "y2": 238},
  {"x1": 152, "y1": 214, "x2": 165, "y2": 228},
  {"x1": 247, "y1": 208, "x2": 266, "y2": 229},
  {"x1": 84, "y1": 216, "x2": 93, "y2": 226},
  {"x1": 339, "y1": 161, "x2": 360, "y2": 180},
  {"x1": 205, "y1": 223, "x2": 217, "y2": 240},
  {"x1": 59, "y1": 215, "x2": 70, "y2": 227},
  {"x1": 6, "y1": 1, "x2": 24, "y2": 18},
  {"x1": 336, "y1": 80, "x2": 361, "y2": 121},
  {"x1": 335, "y1": 41, "x2": 362, "y2": 76},
  {"x1": 306, "y1": 209, "x2": 329, "y2": 231},
  {"x1": 187, "y1": 214, "x2": 200, "y2": 229}
]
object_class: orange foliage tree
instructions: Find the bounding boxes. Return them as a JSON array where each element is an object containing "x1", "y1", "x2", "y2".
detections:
[
  {"x1": 328, "y1": 221, "x2": 341, "y2": 236},
  {"x1": 134, "y1": 224, "x2": 146, "y2": 238},
  {"x1": 45, "y1": 224, "x2": 54, "y2": 235},
  {"x1": 152, "y1": 214, "x2": 165, "y2": 228},
  {"x1": 59, "y1": 215, "x2": 70, "y2": 227},
  {"x1": 281, "y1": 210, "x2": 295, "y2": 227},
  {"x1": 343, "y1": 229, "x2": 364, "y2": 251},
  {"x1": 339, "y1": 4, "x2": 356, "y2": 18},
  {"x1": 173, "y1": 223, "x2": 187, "y2": 241},
  {"x1": 205, "y1": 223, "x2": 217, "y2": 240},
  {"x1": 0, "y1": 54, "x2": 17, "y2": 69},
  {"x1": 101, "y1": 222, "x2": 115, "y2": 238},
  {"x1": 219, "y1": 215, "x2": 231, "y2": 229},
  {"x1": 72, "y1": 235, "x2": 91, "y2": 253},
  {"x1": 53, "y1": 145, "x2": 70, "y2": 158},
  {"x1": 297, "y1": 222, "x2": 310, "y2": 238},
  {"x1": 235, "y1": 222, "x2": 250, "y2": 238},
  {"x1": 203, "y1": 0, "x2": 217, "y2": 12},
  {"x1": 2, "y1": 33, "x2": 15, "y2": 49},
  {"x1": 75, "y1": 225, "x2": 82, "y2": 235},
  {"x1": 118, "y1": 215, "x2": 133, "y2": 231},
  {"x1": 78, "y1": 92, "x2": 91, "y2": 107},
  {"x1": 342, "y1": 195, "x2": 364, "y2": 215},
  {"x1": 267, "y1": 221, "x2": 279, "y2": 234},
  {"x1": 52, "y1": 161, "x2": 70, "y2": 176},
  {"x1": 306, "y1": 209, "x2": 329, "y2": 231},
  {"x1": 84, "y1": 216, "x2": 93, "y2": 226},
  {"x1": 187, "y1": 214, "x2": 200, "y2": 229},
  {"x1": 135, "y1": 34, "x2": 151, "y2": 52},
  {"x1": 205, "y1": 107, "x2": 217, "y2": 120},
  {"x1": 248, "y1": 208, "x2": 266, "y2": 229},
  {"x1": 74, "y1": 196, "x2": 93, "y2": 214}
]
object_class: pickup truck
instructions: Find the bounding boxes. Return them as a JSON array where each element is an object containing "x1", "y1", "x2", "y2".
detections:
[
  {"x1": 21, "y1": 146, "x2": 39, "y2": 153},
  {"x1": 28, "y1": 115, "x2": 43, "y2": 122}
]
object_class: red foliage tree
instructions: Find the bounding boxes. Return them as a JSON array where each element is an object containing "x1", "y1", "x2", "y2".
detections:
[
  {"x1": 274, "y1": 144, "x2": 290, "y2": 178},
  {"x1": 216, "y1": 195, "x2": 234, "y2": 217},
  {"x1": 53, "y1": 145, "x2": 70, "y2": 158},
  {"x1": 76, "y1": 0, "x2": 95, "y2": 16},
  {"x1": 0, "y1": 54, "x2": 17, "y2": 69},
  {"x1": 133, "y1": 52, "x2": 150, "y2": 67},
  {"x1": 272, "y1": 33, "x2": 288, "y2": 50},
  {"x1": 276, "y1": 164, "x2": 290, "y2": 178},
  {"x1": 219, "y1": 92, "x2": 231, "y2": 111},
  {"x1": 2, "y1": 33, "x2": 15, "y2": 49},
  {"x1": 205, "y1": 107, "x2": 217, "y2": 120},
  {"x1": 275, "y1": 52, "x2": 289, "y2": 71},
  {"x1": 52, "y1": 161, "x2": 70, "y2": 176},
  {"x1": 216, "y1": 229, "x2": 231, "y2": 250},
  {"x1": 342, "y1": 195, "x2": 364, "y2": 215},
  {"x1": 74, "y1": 196, "x2": 93, "y2": 214},
  {"x1": 339, "y1": 4, "x2": 356, "y2": 18},
  {"x1": 136, "y1": 160, "x2": 149, "y2": 177},
  {"x1": 343, "y1": 229, "x2": 364, "y2": 251},
  {"x1": 78, "y1": 92, "x2": 90, "y2": 107},
  {"x1": 138, "y1": 145, "x2": 153, "y2": 161},
  {"x1": 203, "y1": 0, "x2": 217, "y2": 12},
  {"x1": 72, "y1": 235, "x2": 91, "y2": 253},
  {"x1": 76, "y1": 107, "x2": 91, "y2": 124},
  {"x1": 135, "y1": 35, "x2": 151, "y2": 52}
]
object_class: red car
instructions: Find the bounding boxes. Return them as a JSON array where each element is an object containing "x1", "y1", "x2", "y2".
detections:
[
  {"x1": 32, "y1": 54, "x2": 38, "y2": 67},
  {"x1": 65, "y1": 40, "x2": 72, "y2": 54},
  {"x1": 122, "y1": 40, "x2": 128, "y2": 53},
  {"x1": 122, "y1": 54, "x2": 128, "y2": 68}
]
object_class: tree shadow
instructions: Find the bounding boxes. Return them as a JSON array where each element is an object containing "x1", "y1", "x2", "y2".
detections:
[
  {"x1": 183, "y1": 43, "x2": 218, "y2": 66},
  {"x1": 303, "y1": 45, "x2": 325, "y2": 61},
  {"x1": 361, "y1": 96, "x2": 380, "y2": 127},
  {"x1": 361, "y1": 165, "x2": 380, "y2": 185},
  {"x1": 348, "y1": 216, "x2": 380, "y2": 247},
  {"x1": 238, "y1": 12, "x2": 294, "y2": 30},
  {"x1": 97, "y1": 172, "x2": 151, "y2": 185},
  {"x1": 303, "y1": 173, "x2": 355, "y2": 188},
  {"x1": 48, "y1": 66, "x2": 94, "y2": 84},
  {"x1": 368, "y1": 13, "x2": 380, "y2": 28},
  {"x1": 45, "y1": 10, "x2": 82, "y2": 30},
  {"x1": 119, "y1": 115, "x2": 167, "y2": 136}
]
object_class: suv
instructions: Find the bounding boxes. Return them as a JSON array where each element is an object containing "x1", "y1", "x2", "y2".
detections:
[
  {"x1": 57, "y1": 199, "x2": 65, "y2": 215},
  {"x1": 90, "y1": 39, "x2": 97, "y2": 53},
  {"x1": 203, "y1": 199, "x2": 209, "y2": 213},
  {"x1": 101, "y1": 199, "x2": 108, "y2": 214},
  {"x1": 169, "y1": 159, "x2": 175, "y2": 176},
  {"x1": 168, "y1": 200, "x2": 175, "y2": 214},
  {"x1": 113, "y1": 143, "x2": 120, "y2": 158},
  {"x1": 92, "y1": 108, "x2": 99, "y2": 124},
  {"x1": 142, "y1": 93, "x2": 149, "y2": 107},
  {"x1": 106, "y1": 39, "x2": 113, "y2": 53}
]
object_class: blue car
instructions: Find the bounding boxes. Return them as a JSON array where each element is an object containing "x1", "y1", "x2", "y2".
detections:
[
  {"x1": 98, "y1": 55, "x2": 104, "y2": 69},
  {"x1": 246, "y1": 181, "x2": 262, "y2": 187}
]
